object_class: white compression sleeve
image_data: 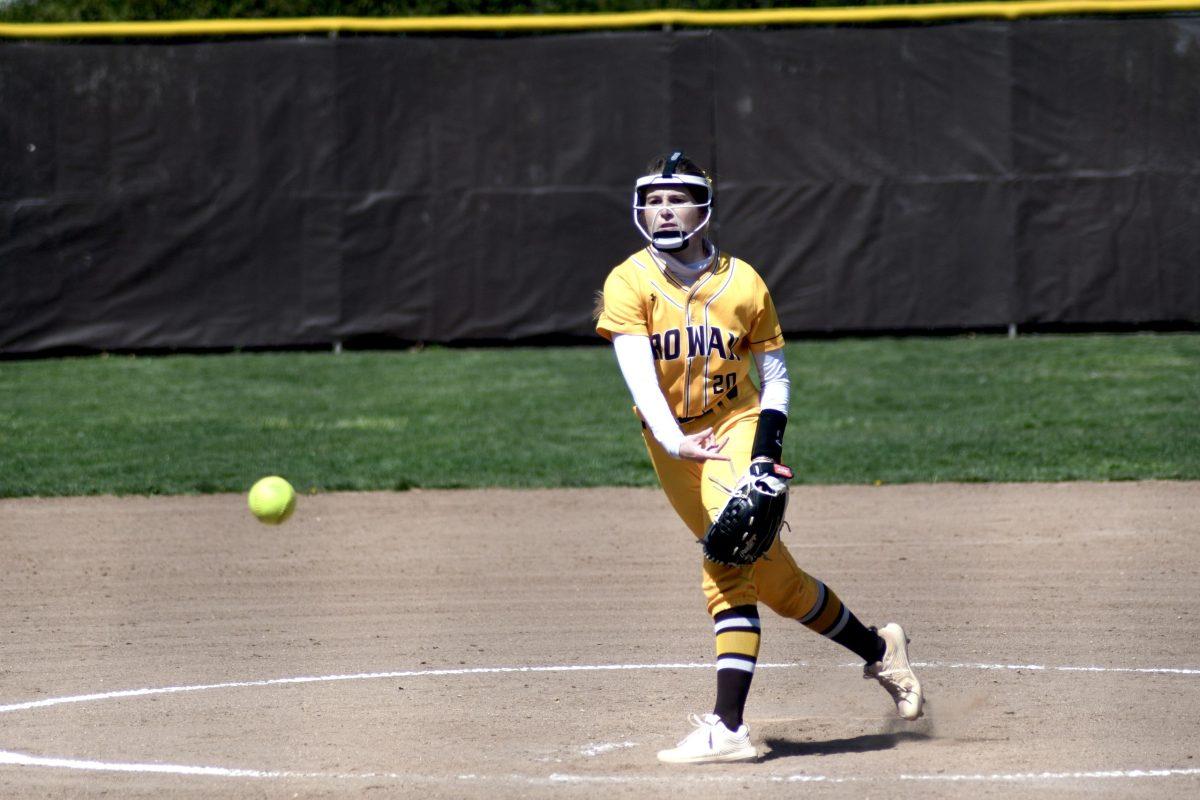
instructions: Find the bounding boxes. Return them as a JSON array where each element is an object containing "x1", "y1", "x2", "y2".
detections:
[
  {"x1": 755, "y1": 349, "x2": 791, "y2": 415},
  {"x1": 611, "y1": 333, "x2": 686, "y2": 457}
]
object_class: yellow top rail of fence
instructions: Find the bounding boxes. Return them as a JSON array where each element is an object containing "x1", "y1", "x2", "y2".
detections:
[{"x1": 1, "y1": 0, "x2": 1199, "y2": 39}]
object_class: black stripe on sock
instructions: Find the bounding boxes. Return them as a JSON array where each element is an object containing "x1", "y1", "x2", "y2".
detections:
[
  {"x1": 831, "y1": 616, "x2": 886, "y2": 664},
  {"x1": 714, "y1": 605, "x2": 760, "y2": 623},
  {"x1": 800, "y1": 586, "x2": 830, "y2": 626},
  {"x1": 817, "y1": 604, "x2": 847, "y2": 636}
]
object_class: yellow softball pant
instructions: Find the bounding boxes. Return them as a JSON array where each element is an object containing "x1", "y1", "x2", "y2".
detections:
[{"x1": 642, "y1": 403, "x2": 825, "y2": 619}]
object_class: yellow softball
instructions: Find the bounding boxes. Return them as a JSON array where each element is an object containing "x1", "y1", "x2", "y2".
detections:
[{"x1": 247, "y1": 476, "x2": 296, "y2": 525}]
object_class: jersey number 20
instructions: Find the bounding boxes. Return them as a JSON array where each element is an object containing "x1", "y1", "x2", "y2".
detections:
[{"x1": 712, "y1": 372, "x2": 737, "y2": 395}]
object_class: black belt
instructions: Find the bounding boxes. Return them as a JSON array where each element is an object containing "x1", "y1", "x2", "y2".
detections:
[
  {"x1": 676, "y1": 406, "x2": 716, "y2": 425},
  {"x1": 676, "y1": 384, "x2": 739, "y2": 424},
  {"x1": 640, "y1": 386, "x2": 740, "y2": 430},
  {"x1": 641, "y1": 404, "x2": 717, "y2": 429}
]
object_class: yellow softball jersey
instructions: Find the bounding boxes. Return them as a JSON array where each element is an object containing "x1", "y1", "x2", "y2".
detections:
[{"x1": 596, "y1": 247, "x2": 785, "y2": 420}]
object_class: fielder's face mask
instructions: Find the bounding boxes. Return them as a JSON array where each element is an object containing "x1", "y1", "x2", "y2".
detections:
[{"x1": 632, "y1": 151, "x2": 713, "y2": 253}]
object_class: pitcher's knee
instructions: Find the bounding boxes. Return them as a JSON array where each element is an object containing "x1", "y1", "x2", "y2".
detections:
[
  {"x1": 758, "y1": 589, "x2": 809, "y2": 619},
  {"x1": 707, "y1": 591, "x2": 759, "y2": 618},
  {"x1": 756, "y1": 570, "x2": 822, "y2": 619}
]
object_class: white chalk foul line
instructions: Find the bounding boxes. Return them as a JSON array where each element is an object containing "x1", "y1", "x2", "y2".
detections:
[
  {"x1": 0, "y1": 749, "x2": 1197, "y2": 786},
  {"x1": 2, "y1": 658, "x2": 1197, "y2": 715},
  {"x1": 0, "y1": 662, "x2": 725, "y2": 714},
  {"x1": 0, "y1": 749, "x2": 300, "y2": 779},
  {"x1": 911, "y1": 661, "x2": 1200, "y2": 675},
  {"x1": 897, "y1": 768, "x2": 1200, "y2": 783},
  {"x1": 547, "y1": 768, "x2": 1200, "y2": 785},
  {"x1": 0, "y1": 749, "x2": 436, "y2": 781}
]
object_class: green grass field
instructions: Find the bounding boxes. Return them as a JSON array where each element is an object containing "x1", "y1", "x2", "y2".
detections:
[{"x1": 2, "y1": 333, "x2": 1197, "y2": 497}]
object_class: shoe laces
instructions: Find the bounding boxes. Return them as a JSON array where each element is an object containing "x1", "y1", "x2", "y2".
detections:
[
  {"x1": 865, "y1": 647, "x2": 918, "y2": 703},
  {"x1": 676, "y1": 713, "x2": 721, "y2": 747},
  {"x1": 865, "y1": 663, "x2": 916, "y2": 698}
]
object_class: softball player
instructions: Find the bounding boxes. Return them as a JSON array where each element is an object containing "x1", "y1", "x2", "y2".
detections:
[{"x1": 596, "y1": 152, "x2": 925, "y2": 764}]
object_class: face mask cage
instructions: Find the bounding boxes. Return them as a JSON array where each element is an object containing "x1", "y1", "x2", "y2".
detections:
[{"x1": 631, "y1": 173, "x2": 713, "y2": 252}]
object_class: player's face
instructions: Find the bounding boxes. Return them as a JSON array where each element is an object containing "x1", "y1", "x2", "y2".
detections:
[{"x1": 642, "y1": 187, "x2": 704, "y2": 237}]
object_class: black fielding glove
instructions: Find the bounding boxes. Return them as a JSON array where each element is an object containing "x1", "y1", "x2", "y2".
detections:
[{"x1": 701, "y1": 459, "x2": 794, "y2": 566}]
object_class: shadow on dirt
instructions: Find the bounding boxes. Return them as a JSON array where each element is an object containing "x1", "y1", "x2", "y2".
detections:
[{"x1": 760, "y1": 730, "x2": 932, "y2": 761}]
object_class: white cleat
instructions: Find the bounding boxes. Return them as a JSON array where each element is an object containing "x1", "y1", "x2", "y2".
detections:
[
  {"x1": 656, "y1": 713, "x2": 758, "y2": 764},
  {"x1": 864, "y1": 623, "x2": 925, "y2": 720}
]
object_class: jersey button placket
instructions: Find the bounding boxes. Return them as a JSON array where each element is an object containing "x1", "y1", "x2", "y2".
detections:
[{"x1": 684, "y1": 286, "x2": 701, "y2": 417}]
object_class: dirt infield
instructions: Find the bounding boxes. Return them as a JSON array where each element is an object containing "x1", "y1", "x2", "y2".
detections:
[{"x1": 1, "y1": 483, "x2": 1197, "y2": 799}]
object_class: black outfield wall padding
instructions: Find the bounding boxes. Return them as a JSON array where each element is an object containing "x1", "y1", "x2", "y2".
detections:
[{"x1": 2, "y1": 19, "x2": 1198, "y2": 353}]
